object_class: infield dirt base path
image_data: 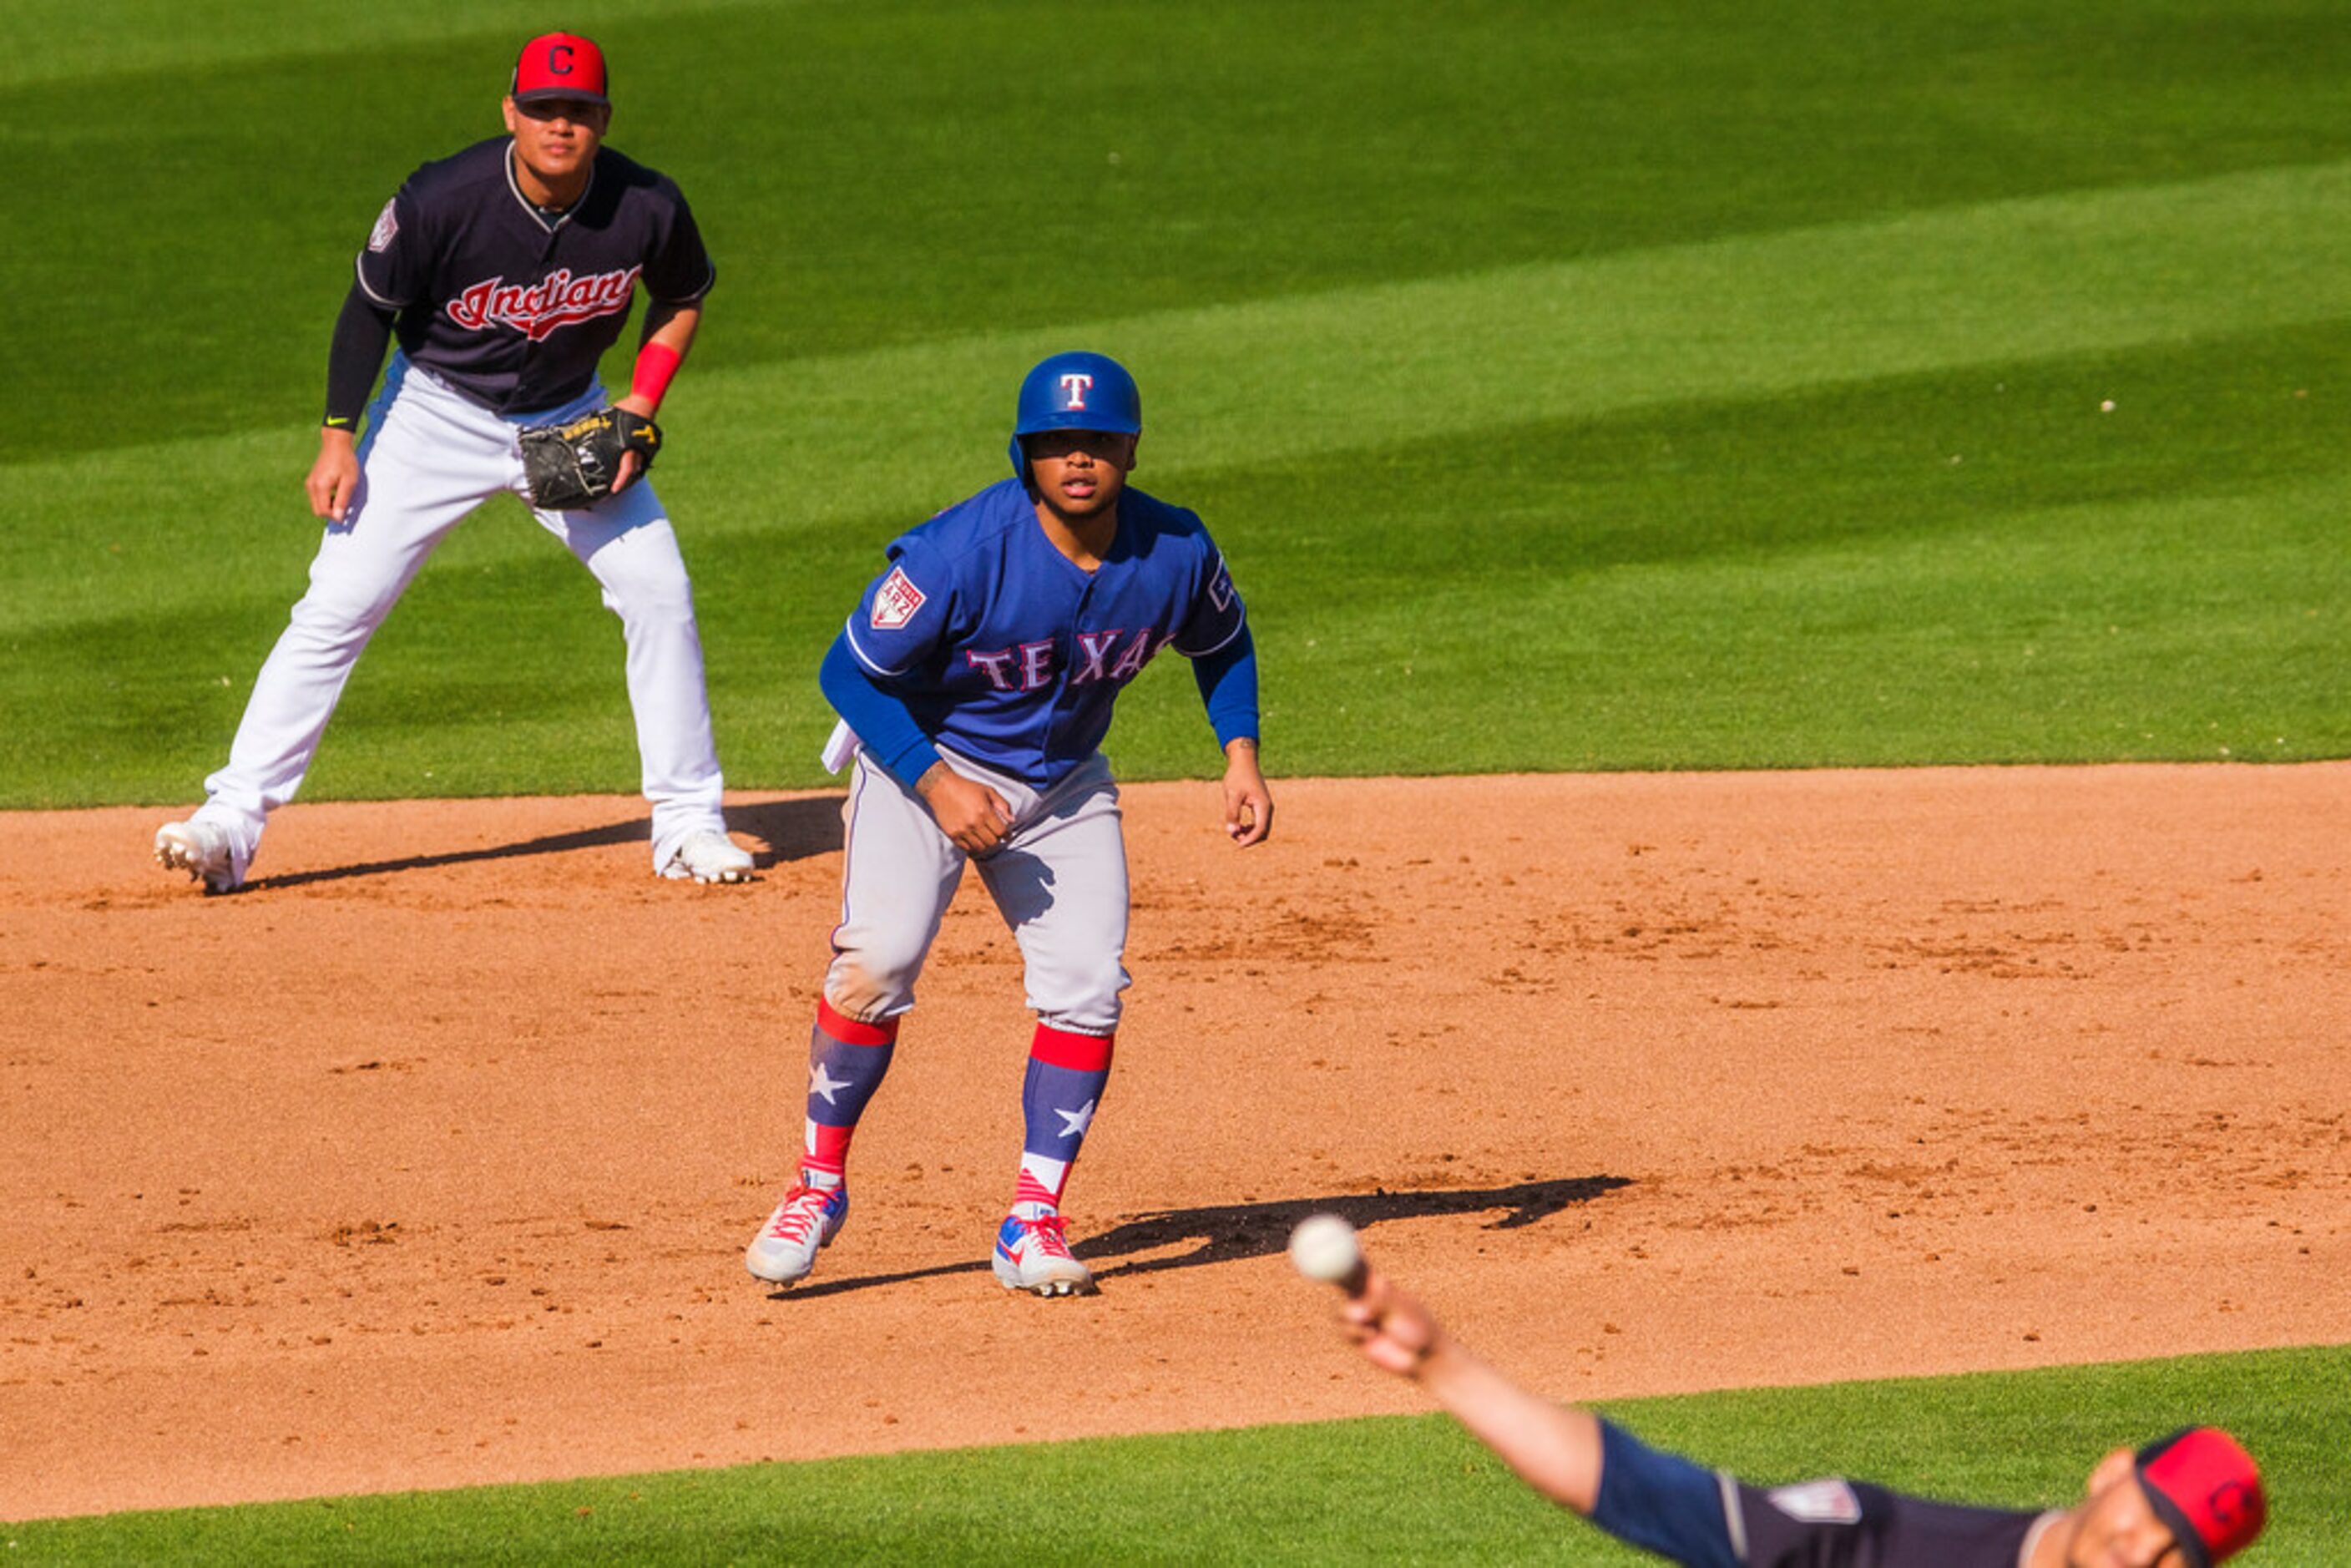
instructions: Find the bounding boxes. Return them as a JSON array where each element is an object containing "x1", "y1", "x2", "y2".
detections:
[{"x1": 3, "y1": 764, "x2": 2346, "y2": 1521}]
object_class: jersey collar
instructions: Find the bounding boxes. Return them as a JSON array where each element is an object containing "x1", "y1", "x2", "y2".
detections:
[{"x1": 504, "y1": 144, "x2": 596, "y2": 233}]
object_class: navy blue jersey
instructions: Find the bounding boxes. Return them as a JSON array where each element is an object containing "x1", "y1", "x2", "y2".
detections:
[
  {"x1": 1591, "y1": 1421, "x2": 2047, "y2": 1568},
  {"x1": 1732, "y1": 1479, "x2": 2041, "y2": 1566},
  {"x1": 841, "y1": 478, "x2": 1246, "y2": 787},
  {"x1": 354, "y1": 137, "x2": 713, "y2": 413}
]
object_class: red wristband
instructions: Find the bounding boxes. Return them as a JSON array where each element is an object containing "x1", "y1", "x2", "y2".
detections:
[{"x1": 630, "y1": 341, "x2": 683, "y2": 411}]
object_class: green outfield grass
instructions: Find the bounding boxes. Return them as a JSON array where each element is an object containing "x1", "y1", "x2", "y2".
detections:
[
  {"x1": 7, "y1": 1345, "x2": 2342, "y2": 1562},
  {"x1": 4, "y1": 0, "x2": 2348, "y2": 804}
]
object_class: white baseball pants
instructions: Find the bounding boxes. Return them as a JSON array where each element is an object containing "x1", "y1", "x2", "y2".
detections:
[
  {"x1": 826, "y1": 747, "x2": 1131, "y2": 1034},
  {"x1": 195, "y1": 354, "x2": 729, "y2": 873}
]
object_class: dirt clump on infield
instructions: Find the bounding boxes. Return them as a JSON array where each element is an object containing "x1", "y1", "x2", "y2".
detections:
[{"x1": 2, "y1": 763, "x2": 2345, "y2": 1520}]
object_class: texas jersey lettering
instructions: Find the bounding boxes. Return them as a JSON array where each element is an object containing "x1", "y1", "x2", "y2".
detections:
[{"x1": 843, "y1": 478, "x2": 1246, "y2": 787}]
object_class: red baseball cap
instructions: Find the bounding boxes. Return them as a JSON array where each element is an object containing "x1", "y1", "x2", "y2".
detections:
[
  {"x1": 512, "y1": 33, "x2": 609, "y2": 107},
  {"x1": 2135, "y1": 1428, "x2": 2266, "y2": 1567}
]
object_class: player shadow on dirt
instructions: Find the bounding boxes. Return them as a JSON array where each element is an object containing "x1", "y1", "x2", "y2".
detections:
[
  {"x1": 252, "y1": 796, "x2": 845, "y2": 889},
  {"x1": 763, "y1": 1175, "x2": 1631, "y2": 1300},
  {"x1": 730, "y1": 796, "x2": 850, "y2": 866}
]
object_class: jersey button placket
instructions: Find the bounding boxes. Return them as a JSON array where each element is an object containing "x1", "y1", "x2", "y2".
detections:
[{"x1": 1043, "y1": 579, "x2": 1097, "y2": 761}]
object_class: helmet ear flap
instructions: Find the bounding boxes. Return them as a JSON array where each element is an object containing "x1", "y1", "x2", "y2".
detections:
[{"x1": 1009, "y1": 433, "x2": 1029, "y2": 483}]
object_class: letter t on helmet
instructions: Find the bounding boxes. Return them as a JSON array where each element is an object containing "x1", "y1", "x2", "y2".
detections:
[{"x1": 1009, "y1": 352, "x2": 1141, "y2": 480}]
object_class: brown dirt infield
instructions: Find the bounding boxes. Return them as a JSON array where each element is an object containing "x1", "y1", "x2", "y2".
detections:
[{"x1": 3, "y1": 764, "x2": 2345, "y2": 1521}]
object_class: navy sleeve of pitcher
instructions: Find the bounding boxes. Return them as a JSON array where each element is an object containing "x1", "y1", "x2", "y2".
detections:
[{"x1": 1588, "y1": 1419, "x2": 1747, "y2": 1568}]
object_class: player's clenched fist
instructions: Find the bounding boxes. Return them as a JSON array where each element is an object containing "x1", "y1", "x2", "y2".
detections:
[
  {"x1": 917, "y1": 764, "x2": 1014, "y2": 856},
  {"x1": 1222, "y1": 738, "x2": 1273, "y2": 847},
  {"x1": 306, "y1": 428, "x2": 362, "y2": 523}
]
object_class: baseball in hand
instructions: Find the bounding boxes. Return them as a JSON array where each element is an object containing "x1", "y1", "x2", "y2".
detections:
[{"x1": 1288, "y1": 1213, "x2": 1365, "y2": 1292}]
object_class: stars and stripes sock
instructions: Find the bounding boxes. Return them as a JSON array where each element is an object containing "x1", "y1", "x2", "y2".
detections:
[
  {"x1": 802, "y1": 999, "x2": 898, "y2": 1187},
  {"x1": 1011, "y1": 1024, "x2": 1114, "y2": 1221}
]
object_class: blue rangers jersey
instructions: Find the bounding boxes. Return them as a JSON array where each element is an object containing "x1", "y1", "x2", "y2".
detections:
[
  {"x1": 842, "y1": 478, "x2": 1246, "y2": 788},
  {"x1": 354, "y1": 137, "x2": 714, "y2": 413}
]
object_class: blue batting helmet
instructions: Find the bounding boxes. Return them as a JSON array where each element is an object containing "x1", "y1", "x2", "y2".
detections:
[{"x1": 1009, "y1": 352, "x2": 1141, "y2": 479}]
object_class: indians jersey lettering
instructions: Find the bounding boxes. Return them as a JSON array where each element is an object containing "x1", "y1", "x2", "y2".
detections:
[
  {"x1": 445, "y1": 266, "x2": 643, "y2": 340},
  {"x1": 842, "y1": 478, "x2": 1246, "y2": 787},
  {"x1": 354, "y1": 137, "x2": 714, "y2": 413}
]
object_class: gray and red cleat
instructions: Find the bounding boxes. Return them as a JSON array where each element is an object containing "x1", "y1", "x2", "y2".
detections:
[
  {"x1": 992, "y1": 1211, "x2": 1095, "y2": 1297},
  {"x1": 746, "y1": 1181, "x2": 848, "y2": 1286}
]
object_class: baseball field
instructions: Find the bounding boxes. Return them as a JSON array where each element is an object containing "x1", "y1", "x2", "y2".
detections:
[{"x1": 3, "y1": 0, "x2": 2348, "y2": 1561}]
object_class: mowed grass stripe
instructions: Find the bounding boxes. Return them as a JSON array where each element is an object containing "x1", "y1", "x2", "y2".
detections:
[
  {"x1": 0, "y1": 0, "x2": 783, "y2": 93},
  {"x1": 695, "y1": 156, "x2": 2351, "y2": 528},
  {"x1": 10, "y1": 156, "x2": 2349, "y2": 579},
  {"x1": 13, "y1": 3, "x2": 2346, "y2": 466},
  {"x1": 1235, "y1": 474, "x2": 2347, "y2": 773},
  {"x1": 8, "y1": 162, "x2": 2345, "y2": 795},
  {"x1": 16, "y1": 321, "x2": 2343, "y2": 802}
]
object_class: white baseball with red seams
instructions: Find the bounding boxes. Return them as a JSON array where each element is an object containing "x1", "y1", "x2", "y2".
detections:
[{"x1": 1288, "y1": 1213, "x2": 1363, "y2": 1285}]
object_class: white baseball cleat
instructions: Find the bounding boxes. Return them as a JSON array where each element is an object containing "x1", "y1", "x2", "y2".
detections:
[
  {"x1": 665, "y1": 829, "x2": 755, "y2": 883},
  {"x1": 154, "y1": 819, "x2": 245, "y2": 894},
  {"x1": 992, "y1": 1212, "x2": 1096, "y2": 1297},
  {"x1": 746, "y1": 1182, "x2": 848, "y2": 1286}
]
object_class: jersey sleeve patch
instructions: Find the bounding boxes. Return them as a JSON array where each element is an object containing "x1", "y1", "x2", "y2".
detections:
[
  {"x1": 1763, "y1": 1479, "x2": 1863, "y2": 1525},
  {"x1": 870, "y1": 564, "x2": 928, "y2": 630},
  {"x1": 1206, "y1": 556, "x2": 1236, "y2": 615},
  {"x1": 1172, "y1": 549, "x2": 1247, "y2": 657},
  {"x1": 367, "y1": 199, "x2": 400, "y2": 253}
]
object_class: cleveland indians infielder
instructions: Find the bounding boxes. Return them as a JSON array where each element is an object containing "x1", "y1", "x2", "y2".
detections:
[
  {"x1": 746, "y1": 352, "x2": 1273, "y2": 1296},
  {"x1": 154, "y1": 33, "x2": 753, "y2": 893}
]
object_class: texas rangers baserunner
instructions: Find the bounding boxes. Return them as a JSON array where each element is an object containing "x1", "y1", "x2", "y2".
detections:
[
  {"x1": 746, "y1": 351, "x2": 1272, "y2": 1297},
  {"x1": 154, "y1": 33, "x2": 753, "y2": 893}
]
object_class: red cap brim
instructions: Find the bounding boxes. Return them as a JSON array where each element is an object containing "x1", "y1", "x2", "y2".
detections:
[
  {"x1": 2136, "y1": 1428, "x2": 2266, "y2": 1566},
  {"x1": 512, "y1": 33, "x2": 608, "y2": 107}
]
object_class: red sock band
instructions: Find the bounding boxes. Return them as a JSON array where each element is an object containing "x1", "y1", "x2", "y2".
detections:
[
  {"x1": 1030, "y1": 1024, "x2": 1114, "y2": 1071},
  {"x1": 803, "y1": 1124, "x2": 852, "y2": 1176},
  {"x1": 1014, "y1": 1169, "x2": 1066, "y2": 1208},
  {"x1": 630, "y1": 340, "x2": 682, "y2": 411},
  {"x1": 817, "y1": 999, "x2": 899, "y2": 1047}
]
